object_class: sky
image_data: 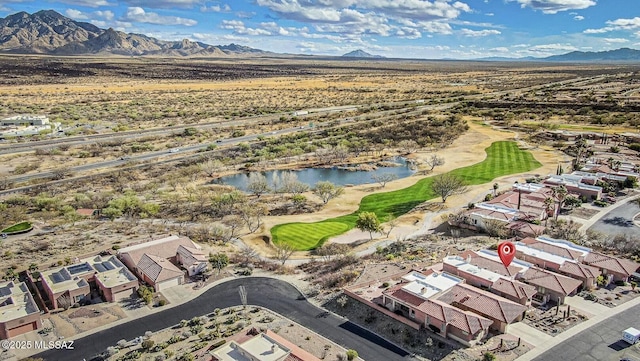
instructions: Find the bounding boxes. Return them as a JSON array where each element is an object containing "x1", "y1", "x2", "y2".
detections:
[{"x1": 1, "y1": 0, "x2": 640, "y2": 59}]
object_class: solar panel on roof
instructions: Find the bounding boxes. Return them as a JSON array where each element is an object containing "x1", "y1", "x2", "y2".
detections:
[
  {"x1": 67, "y1": 263, "x2": 92, "y2": 275},
  {"x1": 0, "y1": 287, "x2": 11, "y2": 297},
  {"x1": 51, "y1": 273, "x2": 65, "y2": 284},
  {"x1": 94, "y1": 264, "x2": 107, "y2": 273}
]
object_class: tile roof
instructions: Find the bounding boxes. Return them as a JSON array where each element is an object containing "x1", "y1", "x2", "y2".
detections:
[
  {"x1": 558, "y1": 261, "x2": 601, "y2": 280},
  {"x1": 491, "y1": 278, "x2": 537, "y2": 300},
  {"x1": 438, "y1": 284, "x2": 528, "y2": 323},
  {"x1": 506, "y1": 222, "x2": 546, "y2": 237},
  {"x1": 460, "y1": 250, "x2": 523, "y2": 277},
  {"x1": 520, "y1": 237, "x2": 582, "y2": 260},
  {"x1": 583, "y1": 252, "x2": 640, "y2": 277},
  {"x1": 385, "y1": 284, "x2": 493, "y2": 335},
  {"x1": 521, "y1": 268, "x2": 582, "y2": 296},
  {"x1": 177, "y1": 245, "x2": 207, "y2": 266},
  {"x1": 119, "y1": 235, "x2": 200, "y2": 266},
  {"x1": 418, "y1": 299, "x2": 493, "y2": 335},
  {"x1": 138, "y1": 254, "x2": 183, "y2": 284}
]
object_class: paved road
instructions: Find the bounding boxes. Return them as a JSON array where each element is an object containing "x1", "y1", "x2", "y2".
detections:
[
  {"x1": 588, "y1": 200, "x2": 640, "y2": 238},
  {"x1": 36, "y1": 278, "x2": 409, "y2": 361},
  {"x1": 533, "y1": 302, "x2": 640, "y2": 361}
]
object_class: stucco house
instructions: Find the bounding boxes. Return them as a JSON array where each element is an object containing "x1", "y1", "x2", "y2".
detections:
[
  {"x1": 0, "y1": 281, "x2": 42, "y2": 339},
  {"x1": 40, "y1": 255, "x2": 138, "y2": 309},
  {"x1": 118, "y1": 235, "x2": 207, "y2": 291}
]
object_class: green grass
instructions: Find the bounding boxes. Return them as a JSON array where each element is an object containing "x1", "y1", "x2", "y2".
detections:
[
  {"x1": 271, "y1": 141, "x2": 541, "y2": 250},
  {"x1": 1, "y1": 221, "x2": 32, "y2": 233}
]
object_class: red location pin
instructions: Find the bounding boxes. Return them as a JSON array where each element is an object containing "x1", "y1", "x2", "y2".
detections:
[{"x1": 498, "y1": 241, "x2": 516, "y2": 268}]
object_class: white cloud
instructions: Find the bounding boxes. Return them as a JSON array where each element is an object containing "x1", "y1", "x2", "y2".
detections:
[
  {"x1": 55, "y1": 0, "x2": 113, "y2": 7},
  {"x1": 65, "y1": 9, "x2": 89, "y2": 20},
  {"x1": 201, "y1": 4, "x2": 231, "y2": 12},
  {"x1": 604, "y1": 37, "x2": 629, "y2": 43},
  {"x1": 250, "y1": 0, "x2": 473, "y2": 43},
  {"x1": 583, "y1": 17, "x2": 640, "y2": 34},
  {"x1": 123, "y1": 0, "x2": 204, "y2": 8},
  {"x1": 513, "y1": 0, "x2": 596, "y2": 14},
  {"x1": 486, "y1": 13, "x2": 494, "y2": 16},
  {"x1": 574, "y1": 15, "x2": 584, "y2": 21},
  {"x1": 94, "y1": 10, "x2": 115, "y2": 21},
  {"x1": 460, "y1": 28, "x2": 500, "y2": 37},
  {"x1": 528, "y1": 43, "x2": 578, "y2": 52},
  {"x1": 123, "y1": 7, "x2": 198, "y2": 26},
  {"x1": 220, "y1": 20, "x2": 271, "y2": 35}
]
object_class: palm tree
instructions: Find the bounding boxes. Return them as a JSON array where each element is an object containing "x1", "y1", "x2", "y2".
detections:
[{"x1": 552, "y1": 185, "x2": 568, "y2": 221}]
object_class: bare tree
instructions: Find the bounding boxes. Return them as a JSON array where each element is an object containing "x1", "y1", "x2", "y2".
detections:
[
  {"x1": 425, "y1": 154, "x2": 445, "y2": 171},
  {"x1": 483, "y1": 219, "x2": 508, "y2": 239},
  {"x1": 200, "y1": 159, "x2": 224, "y2": 177},
  {"x1": 273, "y1": 242, "x2": 296, "y2": 265},
  {"x1": 246, "y1": 172, "x2": 270, "y2": 198},
  {"x1": 222, "y1": 215, "x2": 244, "y2": 242},
  {"x1": 238, "y1": 245, "x2": 259, "y2": 267},
  {"x1": 57, "y1": 294, "x2": 72, "y2": 310},
  {"x1": 385, "y1": 215, "x2": 399, "y2": 237},
  {"x1": 239, "y1": 204, "x2": 268, "y2": 233},
  {"x1": 398, "y1": 139, "x2": 419, "y2": 154},
  {"x1": 0, "y1": 177, "x2": 14, "y2": 191},
  {"x1": 315, "y1": 243, "x2": 350, "y2": 262},
  {"x1": 280, "y1": 172, "x2": 309, "y2": 195},
  {"x1": 431, "y1": 173, "x2": 467, "y2": 203},
  {"x1": 313, "y1": 181, "x2": 344, "y2": 204},
  {"x1": 371, "y1": 173, "x2": 398, "y2": 188}
]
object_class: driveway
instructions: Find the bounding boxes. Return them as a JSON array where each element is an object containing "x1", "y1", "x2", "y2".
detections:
[
  {"x1": 588, "y1": 200, "x2": 640, "y2": 238},
  {"x1": 532, "y1": 301, "x2": 640, "y2": 361},
  {"x1": 36, "y1": 277, "x2": 410, "y2": 361}
]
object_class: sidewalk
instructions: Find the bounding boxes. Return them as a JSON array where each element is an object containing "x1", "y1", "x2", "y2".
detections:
[{"x1": 514, "y1": 295, "x2": 640, "y2": 361}]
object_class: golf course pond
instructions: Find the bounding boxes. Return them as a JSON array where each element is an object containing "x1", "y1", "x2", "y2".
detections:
[{"x1": 214, "y1": 157, "x2": 416, "y2": 191}]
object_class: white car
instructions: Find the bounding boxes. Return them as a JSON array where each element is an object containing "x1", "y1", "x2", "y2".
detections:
[{"x1": 169, "y1": 148, "x2": 180, "y2": 153}]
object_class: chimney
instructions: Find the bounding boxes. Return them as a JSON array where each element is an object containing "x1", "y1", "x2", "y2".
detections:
[
  {"x1": 421, "y1": 287, "x2": 428, "y2": 294},
  {"x1": 271, "y1": 344, "x2": 277, "y2": 353}
]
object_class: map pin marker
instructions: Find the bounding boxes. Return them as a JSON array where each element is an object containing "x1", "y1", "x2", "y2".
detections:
[{"x1": 498, "y1": 241, "x2": 516, "y2": 268}]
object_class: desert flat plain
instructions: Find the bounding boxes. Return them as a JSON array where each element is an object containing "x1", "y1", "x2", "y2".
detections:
[{"x1": 2, "y1": 56, "x2": 640, "y2": 361}]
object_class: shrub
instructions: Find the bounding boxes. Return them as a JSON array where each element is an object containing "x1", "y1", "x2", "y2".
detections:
[
  {"x1": 483, "y1": 352, "x2": 497, "y2": 361},
  {"x1": 158, "y1": 299, "x2": 167, "y2": 306},
  {"x1": 346, "y1": 349, "x2": 358, "y2": 361},
  {"x1": 141, "y1": 340, "x2": 154, "y2": 350}
]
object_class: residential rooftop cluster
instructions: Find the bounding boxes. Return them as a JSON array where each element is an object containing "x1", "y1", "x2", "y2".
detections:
[
  {"x1": 1, "y1": 235, "x2": 208, "y2": 339},
  {"x1": 345, "y1": 235, "x2": 640, "y2": 346}
]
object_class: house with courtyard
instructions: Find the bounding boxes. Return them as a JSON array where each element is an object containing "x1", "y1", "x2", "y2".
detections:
[
  {"x1": 349, "y1": 270, "x2": 494, "y2": 346},
  {"x1": 519, "y1": 267, "x2": 582, "y2": 305},
  {"x1": 443, "y1": 254, "x2": 536, "y2": 306},
  {"x1": 40, "y1": 255, "x2": 138, "y2": 309},
  {"x1": 0, "y1": 281, "x2": 42, "y2": 339},
  {"x1": 582, "y1": 252, "x2": 640, "y2": 284},
  {"x1": 210, "y1": 330, "x2": 321, "y2": 361},
  {"x1": 543, "y1": 174, "x2": 602, "y2": 200},
  {"x1": 118, "y1": 235, "x2": 207, "y2": 291},
  {"x1": 437, "y1": 283, "x2": 528, "y2": 333}
]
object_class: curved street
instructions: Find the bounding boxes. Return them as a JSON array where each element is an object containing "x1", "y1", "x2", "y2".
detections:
[
  {"x1": 36, "y1": 277, "x2": 409, "y2": 361},
  {"x1": 588, "y1": 198, "x2": 640, "y2": 238}
]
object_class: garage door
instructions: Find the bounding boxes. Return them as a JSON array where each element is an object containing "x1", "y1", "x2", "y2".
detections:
[
  {"x1": 113, "y1": 288, "x2": 135, "y2": 302},
  {"x1": 156, "y1": 277, "x2": 180, "y2": 291},
  {"x1": 7, "y1": 322, "x2": 37, "y2": 338}
]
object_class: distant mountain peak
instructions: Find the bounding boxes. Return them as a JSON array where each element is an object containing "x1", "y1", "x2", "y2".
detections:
[
  {"x1": 0, "y1": 10, "x2": 268, "y2": 57},
  {"x1": 342, "y1": 49, "x2": 385, "y2": 58}
]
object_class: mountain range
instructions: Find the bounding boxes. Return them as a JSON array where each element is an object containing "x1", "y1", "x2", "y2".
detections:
[
  {"x1": 1, "y1": 10, "x2": 640, "y2": 62},
  {"x1": 0, "y1": 10, "x2": 268, "y2": 56}
]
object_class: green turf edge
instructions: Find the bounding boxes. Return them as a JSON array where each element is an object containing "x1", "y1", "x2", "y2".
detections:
[
  {"x1": 271, "y1": 141, "x2": 542, "y2": 251},
  {"x1": 1, "y1": 221, "x2": 33, "y2": 233}
]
